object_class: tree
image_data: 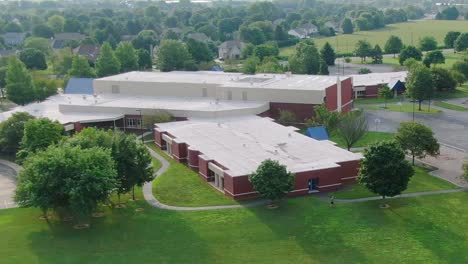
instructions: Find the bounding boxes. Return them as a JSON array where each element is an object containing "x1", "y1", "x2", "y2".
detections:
[
  {"x1": 142, "y1": 110, "x2": 173, "y2": 129},
  {"x1": 96, "y1": 42, "x2": 121, "y2": 77},
  {"x1": 186, "y1": 39, "x2": 213, "y2": 63},
  {"x1": 242, "y1": 56, "x2": 260, "y2": 74},
  {"x1": 132, "y1": 30, "x2": 158, "y2": 51},
  {"x1": 15, "y1": 144, "x2": 117, "y2": 219},
  {"x1": 23, "y1": 37, "x2": 51, "y2": 56},
  {"x1": 358, "y1": 68, "x2": 372, "y2": 74},
  {"x1": 241, "y1": 43, "x2": 255, "y2": 58},
  {"x1": 278, "y1": 110, "x2": 296, "y2": 125},
  {"x1": 395, "y1": 122, "x2": 440, "y2": 165},
  {"x1": 256, "y1": 57, "x2": 283, "y2": 73},
  {"x1": 0, "y1": 112, "x2": 34, "y2": 154},
  {"x1": 419, "y1": 36, "x2": 438, "y2": 52},
  {"x1": 34, "y1": 78, "x2": 57, "y2": 101},
  {"x1": 253, "y1": 43, "x2": 279, "y2": 61},
  {"x1": 378, "y1": 85, "x2": 393, "y2": 108},
  {"x1": 320, "y1": 42, "x2": 335, "y2": 66},
  {"x1": 17, "y1": 118, "x2": 64, "y2": 163},
  {"x1": 423, "y1": 50, "x2": 445, "y2": 67},
  {"x1": 115, "y1": 42, "x2": 139, "y2": 73},
  {"x1": 372, "y1": 44, "x2": 383, "y2": 64},
  {"x1": 444, "y1": 31, "x2": 461, "y2": 49},
  {"x1": 342, "y1": 18, "x2": 353, "y2": 34},
  {"x1": 157, "y1": 40, "x2": 192, "y2": 72},
  {"x1": 358, "y1": 141, "x2": 414, "y2": 202},
  {"x1": 137, "y1": 49, "x2": 152, "y2": 70},
  {"x1": 274, "y1": 25, "x2": 288, "y2": 41},
  {"x1": 354, "y1": 40, "x2": 372, "y2": 63},
  {"x1": 454, "y1": 33, "x2": 468, "y2": 52},
  {"x1": 5, "y1": 57, "x2": 35, "y2": 105},
  {"x1": 19, "y1": 49, "x2": 47, "y2": 70},
  {"x1": 439, "y1": 7, "x2": 459, "y2": 20},
  {"x1": 406, "y1": 63, "x2": 433, "y2": 110},
  {"x1": 249, "y1": 159, "x2": 294, "y2": 204},
  {"x1": 240, "y1": 26, "x2": 266, "y2": 45},
  {"x1": 319, "y1": 59, "x2": 329, "y2": 75},
  {"x1": 452, "y1": 61, "x2": 468, "y2": 79},
  {"x1": 313, "y1": 104, "x2": 341, "y2": 134},
  {"x1": 431, "y1": 66, "x2": 457, "y2": 92},
  {"x1": 399, "y1": 46, "x2": 422, "y2": 65},
  {"x1": 336, "y1": 110, "x2": 368, "y2": 151},
  {"x1": 464, "y1": 162, "x2": 468, "y2": 182},
  {"x1": 32, "y1": 24, "x2": 54, "y2": 39},
  {"x1": 384, "y1": 35, "x2": 403, "y2": 57},
  {"x1": 69, "y1": 55, "x2": 96, "y2": 78},
  {"x1": 47, "y1": 15, "x2": 65, "y2": 33},
  {"x1": 288, "y1": 40, "x2": 320, "y2": 74},
  {"x1": 51, "y1": 49, "x2": 73, "y2": 76},
  {"x1": 451, "y1": 70, "x2": 466, "y2": 86}
]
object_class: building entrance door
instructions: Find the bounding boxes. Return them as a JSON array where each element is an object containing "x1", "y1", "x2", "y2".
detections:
[{"x1": 308, "y1": 179, "x2": 319, "y2": 192}]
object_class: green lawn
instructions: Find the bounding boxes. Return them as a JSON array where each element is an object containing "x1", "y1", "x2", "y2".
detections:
[
  {"x1": 146, "y1": 143, "x2": 240, "y2": 207},
  {"x1": 354, "y1": 97, "x2": 401, "y2": 105},
  {"x1": 280, "y1": 20, "x2": 468, "y2": 56},
  {"x1": 434, "y1": 101, "x2": 468, "y2": 111},
  {"x1": 330, "y1": 131, "x2": 395, "y2": 149},
  {"x1": 362, "y1": 103, "x2": 442, "y2": 114},
  {"x1": 1, "y1": 189, "x2": 467, "y2": 263},
  {"x1": 378, "y1": 52, "x2": 464, "y2": 68},
  {"x1": 434, "y1": 84, "x2": 468, "y2": 99},
  {"x1": 334, "y1": 166, "x2": 458, "y2": 199}
]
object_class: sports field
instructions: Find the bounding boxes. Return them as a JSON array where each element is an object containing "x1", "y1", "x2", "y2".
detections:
[{"x1": 280, "y1": 20, "x2": 468, "y2": 56}]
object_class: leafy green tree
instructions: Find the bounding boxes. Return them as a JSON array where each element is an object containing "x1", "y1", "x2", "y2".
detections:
[
  {"x1": 253, "y1": 42, "x2": 279, "y2": 61},
  {"x1": 288, "y1": 40, "x2": 320, "y2": 74},
  {"x1": 96, "y1": 42, "x2": 121, "y2": 77},
  {"x1": 32, "y1": 24, "x2": 54, "y2": 39},
  {"x1": 359, "y1": 141, "x2": 414, "y2": 201},
  {"x1": 419, "y1": 36, "x2": 438, "y2": 51},
  {"x1": 68, "y1": 55, "x2": 96, "y2": 78},
  {"x1": 378, "y1": 85, "x2": 393, "y2": 108},
  {"x1": 342, "y1": 18, "x2": 353, "y2": 34},
  {"x1": 143, "y1": 110, "x2": 174, "y2": 129},
  {"x1": 19, "y1": 48, "x2": 47, "y2": 70},
  {"x1": 358, "y1": 68, "x2": 372, "y2": 74},
  {"x1": 240, "y1": 26, "x2": 266, "y2": 45},
  {"x1": 444, "y1": 31, "x2": 461, "y2": 48},
  {"x1": 439, "y1": 7, "x2": 459, "y2": 20},
  {"x1": 137, "y1": 49, "x2": 152, "y2": 70},
  {"x1": 249, "y1": 159, "x2": 294, "y2": 205},
  {"x1": 186, "y1": 39, "x2": 213, "y2": 63},
  {"x1": 464, "y1": 163, "x2": 468, "y2": 182},
  {"x1": 33, "y1": 78, "x2": 57, "y2": 101},
  {"x1": 319, "y1": 58, "x2": 329, "y2": 75},
  {"x1": 23, "y1": 37, "x2": 51, "y2": 56},
  {"x1": 4, "y1": 22, "x2": 23, "y2": 33},
  {"x1": 395, "y1": 122, "x2": 440, "y2": 165},
  {"x1": 47, "y1": 15, "x2": 65, "y2": 33},
  {"x1": 406, "y1": 63, "x2": 433, "y2": 110},
  {"x1": 15, "y1": 144, "x2": 117, "y2": 219},
  {"x1": 431, "y1": 66, "x2": 457, "y2": 92},
  {"x1": 399, "y1": 46, "x2": 422, "y2": 65},
  {"x1": 313, "y1": 104, "x2": 341, "y2": 134},
  {"x1": 157, "y1": 40, "x2": 192, "y2": 72},
  {"x1": 5, "y1": 57, "x2": 36, "y2": 105},
  {"x1": 0, "y1": 112, "x2": 34, "y2": 154},
  {"x1": 256, "y1": 57, "x2": 283, "y2": 73},
  {"x1": 242, "y1": 56, "x2": 260, "y2": 74},
  {"x1": 452, "y1": 61, "x2": 468, "y2": 79},
  {"x1": 384, "y1": 35, "x2": 403, "y2": 57},
  {"x1": 336, "y1": 110, "x2": 368, "y2": 150},
  {"x1": 320, "y1": 42, "x2": 335, "y2": 66},
  {"x1": 454, "y1": 33, "x2": 468, "y2": 52},
  {"x1": 451, "y1": 70, "x2": 466, "y2": 86},
  {"x1": 278, "y1": 110, "x2": 296, "y2": 125},
  {"x1": 423, "y1": 50, "x2": 445, "y2": 67},
  {"x1": 115, "y1": 42, "x2": 139, "y2": 72},
  {"x1": 51, "y1": 50, "x2": 73, "y2": 76},
  {"x1": 372, "y1": 44, "x2": 383, "y2": 64},
  {"x1": 241, "y1": 43, "x2": 255, "y2": 58},
  {"x1": 274, "y1": 25, "x2": 288, "y2": 41},
  {"x1": 354, "y1": 40, "x2": 372, "y2": 62},
  {"x1": 17, "y1": 118, "x2": 64, "y2": 163},
  {"x1": 132, "y1": 30, "x2": 158, "y2": 51}
]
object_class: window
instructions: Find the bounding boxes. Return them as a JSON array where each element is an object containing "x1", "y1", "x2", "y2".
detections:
[
  {"x1": 126, "y1": 118, "x2": 141, "y2": 128},
  {"x1": 357, "y1": 91, "x2": 366, "y2": 97},
  {"x1": 202, "y1": 88, "x2": 208, "y2": 97},
  {"x1": 242, "y1": 91, "x2": 248, "y2": 101},
  {"x1": 111, "y1": 85, "x2": 120, "y2": 94}
]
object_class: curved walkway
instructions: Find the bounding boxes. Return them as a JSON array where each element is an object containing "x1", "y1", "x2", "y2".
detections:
[
  {"x1": 0, "y1": 159, "x2": 21, "y2": 209},
  {"x1": 142, "y1": 146, "x2": 268, "y2": 211}
]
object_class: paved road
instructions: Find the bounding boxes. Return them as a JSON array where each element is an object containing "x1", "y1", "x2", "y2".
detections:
[{"x1": 0, "y1": 163, "x2": 17, "y2": 209}]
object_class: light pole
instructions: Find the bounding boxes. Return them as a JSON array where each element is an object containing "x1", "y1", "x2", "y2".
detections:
[{"x1": 136, "y1": 109, "x2": 143, "y2": 143}]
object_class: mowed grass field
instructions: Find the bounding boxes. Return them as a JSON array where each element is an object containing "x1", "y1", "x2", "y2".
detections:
[{"x1": 280, "y1": 20, "x2": 468, "y2": 56}]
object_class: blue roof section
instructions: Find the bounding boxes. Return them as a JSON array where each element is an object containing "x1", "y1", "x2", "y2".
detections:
[
  {"x1": 64, "y1": 78, "x2": 94, "y2": 95},
  {"x1": 305, "y1": 126, "x2": 329, "y2": 141}
]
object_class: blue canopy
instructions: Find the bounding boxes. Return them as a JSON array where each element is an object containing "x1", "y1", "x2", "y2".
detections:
[
  {"x1": 305, "y1": 126, "x2": 329, "y2": 141},
  {"x1": 64, "y1": 78, "x2": 94, "y2": 95}
]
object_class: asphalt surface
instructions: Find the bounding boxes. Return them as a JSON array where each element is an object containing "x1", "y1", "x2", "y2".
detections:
[{"x1": 0, "y1": 163, "x2": 17, "y2": 209}]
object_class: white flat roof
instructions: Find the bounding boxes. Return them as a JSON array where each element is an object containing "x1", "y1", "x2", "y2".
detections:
[
  {"x1": 351, "y1": 71, "x2": 407, "y2": 87},
  {"x1": 96, "y1": 71, "x2": 345, "y2": 91},
  {"x1": 156, "y1": 116, "x2": 362, "y2": 177}
]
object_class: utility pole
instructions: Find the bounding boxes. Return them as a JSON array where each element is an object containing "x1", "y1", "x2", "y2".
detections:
[{"x1": 136, "y1": 109, "x2": 143, "y2": 142}]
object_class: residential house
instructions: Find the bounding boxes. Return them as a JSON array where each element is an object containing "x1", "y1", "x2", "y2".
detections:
[
  {"x1": 288, "y1": 23, "x2": 319, "y2": 39},
  {"x1": 2, "y1": 33, "x2": 27, "y2": 46},
  {"x1": 74, "y1": 44, "x2": 100, "y2": 63},
  {"x1": 52, "y1": 33, "x2": 86, "y2": 50},
  {"x1": 218, "y1": 40, "x2": 245, "y2": 60},
  {"x1": 325, "y1": 21, "x2": 342, "y2": 34}
]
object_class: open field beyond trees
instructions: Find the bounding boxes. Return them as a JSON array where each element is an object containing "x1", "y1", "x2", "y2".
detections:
[
  {"x1": 280, "y1": 20, "x2": 468, "y2": 56},
  {"x1": 434, "y1": 101, "x2": 468, "y2": 111},
  {"x1": 330, "y1": 131, "x2": 395, "y2": 149}
]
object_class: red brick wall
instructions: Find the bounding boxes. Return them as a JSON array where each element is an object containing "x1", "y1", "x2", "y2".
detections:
[
  {"x1": 365, "y1": 85, "x2": 381, "y2": 98},
  {"x1": 198, "y1": 156, "x2": 211, "y2": 180},
  {"x1": 326, "y1": 77, "x2": 353, "y2": 112},
  {"x1": 188, "y1": 149, "x2": 199, "y2": 170},
  {"x1": 154, "y1": 130, "x2": 163, "y2": 147},
  {"x1": 269, "y1": 102, "x2": 318, "y2": 121}
]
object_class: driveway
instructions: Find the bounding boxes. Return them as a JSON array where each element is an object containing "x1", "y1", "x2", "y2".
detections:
[{"x1": 0, "y1": 163, "x2": 17, "y2": 209}]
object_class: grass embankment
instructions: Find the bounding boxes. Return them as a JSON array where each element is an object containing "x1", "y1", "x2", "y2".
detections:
[
  {"x1": 362, "y1": 103, "x2": 442, "y2": 114},
  {"x1": 434, "y1": 101, "x2": 468, "y2": 111},
  {"x1": 1, "y1": 190, "x2": 467, "y2": 263},
  {"x1": 280, "y1": 20, "x2": 468, "y2": 56},
  {"x1": 330, "y1": 131, "x2": 395, "y2": 149},
  {"x1": 146, "y1": 143, "x2": 240, "y2": 207},
  {"x1": 334, "y1": 166, "x2": 458, "y2": 199}
]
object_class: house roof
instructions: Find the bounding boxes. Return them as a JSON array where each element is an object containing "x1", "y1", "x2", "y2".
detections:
[
  {"x1": 54, "y1": 33, "x2": 85, "y2": 41},
  {"x1": 65, "y1": 78, "x2": 95, "y2": 95},
  {"x1": 0, "y1": 49, "x2": 18, "y2": 56},
  {"x1": 2, "y1": 33, "x2": 26, "y2": 43},
  {"x1": 155, "y1": 116, "x2": 361, "y2": 176},
  {"x1": 187, "y1": 32, "x2": 210, "y2": 42},
  {"x1": 351, "y1": 71, "x2": 408, "y2": 87},
  {"x1": 74, "y1": 44, "x2": 100, "y2": 62}
]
